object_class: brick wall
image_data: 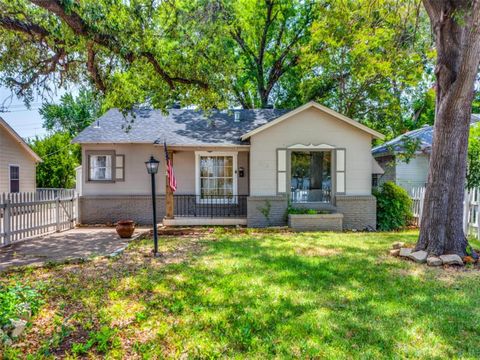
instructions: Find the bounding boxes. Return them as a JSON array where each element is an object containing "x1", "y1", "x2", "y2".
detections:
[
  {"x1": 247, "y1": 196, "x2": 288, "y2": 227},
  {"x1": 335, "y1": 195, "x2": 376, "y2": 230},
  {"x1": 80, "y1": 194, "x2": 376, "y2": 230},
  {"x1": 288, "y1": 213, "x2": 343, "y2": 231},
  {"x1": 79, "y1": 195, "x2": 166, "y2": 225}
]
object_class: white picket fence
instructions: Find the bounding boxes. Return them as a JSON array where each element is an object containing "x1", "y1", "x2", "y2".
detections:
[
  {"x1": 411, "y1": 187, "x2": 480, "y2": 240},
  {"x1": 0, "y1": 189, "x2": 78, "y2": 247}
]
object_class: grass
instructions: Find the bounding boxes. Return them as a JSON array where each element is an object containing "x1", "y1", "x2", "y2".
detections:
[{"x1": 1, "y1": 229, "x2": 480, "y2": 359}]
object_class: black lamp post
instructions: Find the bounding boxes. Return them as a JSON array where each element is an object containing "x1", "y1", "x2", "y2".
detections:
[{"x1": 145, "y1": 156, "x2": 160, "y2": 256}]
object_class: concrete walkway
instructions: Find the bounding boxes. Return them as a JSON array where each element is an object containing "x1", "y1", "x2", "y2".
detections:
[{"x1": 0, "y1": 227, "x2": 150, "y2": 271}]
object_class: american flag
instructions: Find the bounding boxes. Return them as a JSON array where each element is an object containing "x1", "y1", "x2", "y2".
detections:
[{"x1": 164, "y1": 141, "x2": 177, "y2": 192}]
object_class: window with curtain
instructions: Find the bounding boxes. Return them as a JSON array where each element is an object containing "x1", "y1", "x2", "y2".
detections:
[
  {"x1": 199, "y1": 155, "x2": 234, "y2": 199},
  {"x1": 89, "y1": 155, "x2": 112, "y2": 181},
  {"x1": 290, "y1": 151, "x2": 332, "y2": 203}
]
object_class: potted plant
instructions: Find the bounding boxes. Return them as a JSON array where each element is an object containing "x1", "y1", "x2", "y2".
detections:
[{"x1": 116, "y1": 220, "x2": 136, "y2": 238}]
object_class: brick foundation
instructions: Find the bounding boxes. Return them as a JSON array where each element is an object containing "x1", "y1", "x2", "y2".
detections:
[
  {"x1": 335, "y1": 195, "x2": 376, "y2": 230},
  {"x1": 79, "y1": 195, "x2": 166, "y2": 225},
  {"x1": 247, "y1": 196, "x2": 288, "y2": 227}
]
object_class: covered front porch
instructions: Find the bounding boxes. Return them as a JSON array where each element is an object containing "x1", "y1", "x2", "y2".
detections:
[
  {"x1": 161, "y1": 146, "x2": 249, "y2": 226},
  {"x1": 163, "y1": 195, "x2": 248, "y2": 226}
]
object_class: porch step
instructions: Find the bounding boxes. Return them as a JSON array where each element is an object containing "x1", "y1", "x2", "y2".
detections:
[{"x1": 162, "y1": 217, "x2": 247, "y2": 226}]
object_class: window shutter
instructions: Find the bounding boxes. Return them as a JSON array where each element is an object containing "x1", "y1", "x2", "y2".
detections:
[
  {"x1": 335, "y1": 149, "x2": 346, "y2": 194},
  {"x1": 277, "y1": 149, "x2": 287, "y2": 194},
  {"x1": 115, "y1": 155, "x2": 125, "y2": 181},
  {"x1": 105, "y1": 155, "x2": 112, "y2": 179}
]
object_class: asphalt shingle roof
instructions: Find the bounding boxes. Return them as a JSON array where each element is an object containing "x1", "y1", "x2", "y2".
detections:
[
  {"x1": 372, "y1": 114, "x2": 480, "y2": 156},
  {"x1": 72, "y1": 108, "x2": 288, "y2": 146}
]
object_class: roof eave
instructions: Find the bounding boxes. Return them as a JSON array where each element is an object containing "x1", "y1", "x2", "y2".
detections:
[
  {"x1": 72, "y1": 140, "x2": 251, "y2": 147},
  {"x1": 0, "y1": 117, "x2": 42, "y2": 162}
]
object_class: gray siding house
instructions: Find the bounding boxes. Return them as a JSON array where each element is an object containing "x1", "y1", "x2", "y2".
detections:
[
  {"x1": 73, "y1": 102, "x2": 384, "y2": 229},
  {"x1": 372, "y1": 114, "x2": 480, "y2": 194}
]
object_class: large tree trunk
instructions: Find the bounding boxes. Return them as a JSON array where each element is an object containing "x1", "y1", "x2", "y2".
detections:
[{"x1": 416, "y1": 0, "x2": 480, "y2": 256}]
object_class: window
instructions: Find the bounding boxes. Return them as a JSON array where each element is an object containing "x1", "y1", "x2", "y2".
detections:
[
  {"x1": 290, "y1": 151, "x2": 332, "y2": 203},
  {"x1": 89, "y1": 154, "x2": 112, "y2": 181},
  {"x1": 9, "y1": 165, "x2": 19, "y2": 193},
  {"x1": 196, "y1": 152, "x2": 237, "y2": 201}
]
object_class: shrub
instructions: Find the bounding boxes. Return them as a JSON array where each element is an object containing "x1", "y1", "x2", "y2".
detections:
[
  {"x1": 287, "y1": 206, "x2": 331, "y2": 215},
  {"x1": 0, "y1": 283, "x2": 44, "y2": 327},
  {"x1": 373, "y1": 182, "x2": 412, "y2": 231},
  {"x1": 467, "y1": 123, "x2": 480, "y2": 189}
]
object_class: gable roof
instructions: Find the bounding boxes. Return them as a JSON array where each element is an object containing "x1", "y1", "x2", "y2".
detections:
[
  {"x1": 72, "y1": 108, "x2": 288, "y2": 146},
  {"x1": 240, "y1": 101, "x2": 385, "y2": 140},
  {"x1": 372, "y1": 114, "x2": 480, "y2": 157},
  {"x1": 0, "y1": 117, "x2": 41, "y2": 162}
]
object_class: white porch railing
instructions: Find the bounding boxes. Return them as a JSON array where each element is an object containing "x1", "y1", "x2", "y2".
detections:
[
  {"x1": 411, "y1": 187, "x2": 480, "y2": 240},
  {"x1": 0, "y1": 189, "x2": 78, "y2": 247}
]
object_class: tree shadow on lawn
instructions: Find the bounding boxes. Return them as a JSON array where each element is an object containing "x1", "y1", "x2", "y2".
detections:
[
  {"x1": 99, "y1": 232, "x2": 480, "y2": 358},
  {"x1": 153, "y1": 232, "x2": 480, "y2": 358},
  {"x1": 7, "y1": 231, "x2": 480, "y2": 358}
]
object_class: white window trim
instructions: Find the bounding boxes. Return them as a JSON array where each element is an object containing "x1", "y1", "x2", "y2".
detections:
[
  {"x1": 86, "y1": 150, "x2": 116, "y2": 182},
  {"x1": 195, "y1": 151, "x2": 238, "y2": 204},
  {"x1": 9, "y1": 164, "x2": 20, "y2": 193},
  {"x1": 289, "y1": 150, "x2": 334, "y2": 204},
  {"x1": 90, "y1": 155, "x2": 112, "y2": 181}
]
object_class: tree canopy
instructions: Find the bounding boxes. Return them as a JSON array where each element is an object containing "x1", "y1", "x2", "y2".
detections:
[
  {"x1": 0, "y1": 0, "x2": 463, "y2": 141},
  {"x1": 301, "y1": 0, "x2": 434, "y2": 136},
  {"x1": 223, "y1": 0, "x2": 315, "y2": 108},
  {"x1": 29, "y1": 132, "x2": 80, "y2": 188},
  {"x1": 40, "y1": 88, "x2": 103, "y2": 137},
  {"x1": 30, "y1": 88, "x2": 100, "y2": 188},
  {"x1": 0, "y1": 0, "x2": 228, "y2": 109}
]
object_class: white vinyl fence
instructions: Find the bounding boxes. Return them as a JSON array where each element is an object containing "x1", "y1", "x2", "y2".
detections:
[
  {"x1": 0, "y1": 189, "x2": 78, "y2": 247},
  {"x1": 411, "y1": 187, "x2": 480, "y2": 240}
]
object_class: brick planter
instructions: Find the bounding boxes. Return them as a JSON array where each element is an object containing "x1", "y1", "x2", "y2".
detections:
[{"x1": 288, "y1": 213, "x2": 343, "y2": 232}]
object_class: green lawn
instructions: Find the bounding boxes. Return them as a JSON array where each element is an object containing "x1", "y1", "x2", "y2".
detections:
[{"x1": 2, "y1": 230, "x2": 480, "y2": 359}]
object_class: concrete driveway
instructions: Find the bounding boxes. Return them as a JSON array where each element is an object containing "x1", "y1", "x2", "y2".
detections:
[{"x1": 0, "y1": 227, "x2": 150, "y2": 271}]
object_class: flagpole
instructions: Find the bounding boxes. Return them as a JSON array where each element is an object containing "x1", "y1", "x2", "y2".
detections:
[{"x1": 164, "y1": 141, "x2": 174, "y2": 219}]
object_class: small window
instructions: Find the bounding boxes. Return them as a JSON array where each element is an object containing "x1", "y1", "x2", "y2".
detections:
[
  {"x1": 115, "y1": 155, "x2": 125, "y2": 181},
  {"x1": 10, "y1": 165, "x2": 20, "y2": 193},
  {"x1": 89, "y1": 154, "x2": 112, "y2": 181}
]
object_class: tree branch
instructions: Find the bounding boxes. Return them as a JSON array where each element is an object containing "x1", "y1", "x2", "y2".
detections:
[
  {"x1": 0, "y1": 16, "x2": 50, "y2": 39},
  {"x1": 87, "y1": 43, "x2": 106, "y2": 92},
  {"x1": 28, "y1": 0, "x2": 207, "y2": 90}
]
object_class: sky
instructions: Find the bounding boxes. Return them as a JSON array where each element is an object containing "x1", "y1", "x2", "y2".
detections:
[
  {"x1": 0, "y1": 87, "x2": 46, "y2": 139},
  {"x1": 0, "y1": 86, "x2": 76, "y2": 139}
]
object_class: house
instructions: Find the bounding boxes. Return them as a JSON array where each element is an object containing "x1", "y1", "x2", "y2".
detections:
[
  {"x1": 372, "y1": 114, "x2": 480, "y2": 194},
  {"x1": 72, "y1": 101, "x2": 384, "y2": 229},
  {"x1": 0, "y1": 117, "x2": 41, "y2": 193}
]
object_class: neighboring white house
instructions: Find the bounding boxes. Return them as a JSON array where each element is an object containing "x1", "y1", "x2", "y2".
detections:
[
  {"x1": 73, "y1": 101, "x2": 384, "y2": 230},
  {"x1": 0, "y1": 117, "x2": 41, "y2": 193},
  {"x1": 372, "y1": 114, "x2": 480, "y2": 194}
]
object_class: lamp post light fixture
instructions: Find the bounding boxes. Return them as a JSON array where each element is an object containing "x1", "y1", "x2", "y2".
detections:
[{"x1": 145, "y1": 156, "x2": 160, "y2": 256}]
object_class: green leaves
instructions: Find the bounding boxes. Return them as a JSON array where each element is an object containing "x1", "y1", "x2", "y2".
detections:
[
  {"x1": 0, "y1": 0, "x2": 437, "y2": 139},
  {"x1": 467, "y1": 123, "x2": 480, "y2": 189},
  {"x1": 0, "y1": 283, "x2": 44, "y2": 328},
  {"x1": 302, "y1": 0, "x2": 434, "y2": 137},
  {"x1": 374, "y1": 182, "x2": 413, "y2": 231},
  {"x1": 40, "y1": 88, "x2": 102, "y2": 137},
  {"x1": 29, "y1": 132, "x2": 80, "y2": 189}
]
